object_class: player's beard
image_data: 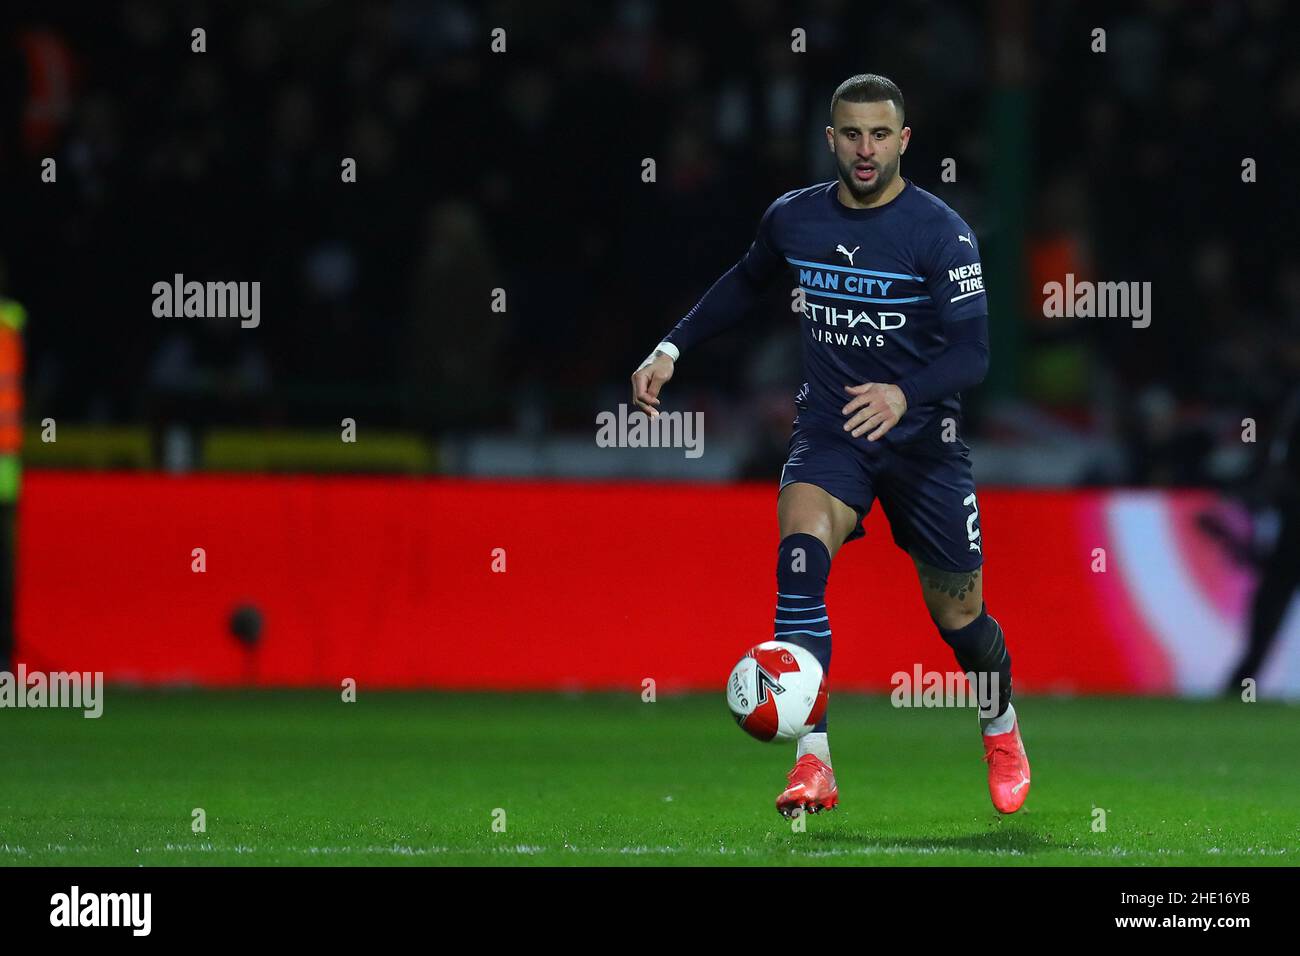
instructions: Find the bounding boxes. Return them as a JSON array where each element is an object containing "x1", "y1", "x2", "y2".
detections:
[{"x1": 837, "y1": 152, "x2": 899, "y2": 203}]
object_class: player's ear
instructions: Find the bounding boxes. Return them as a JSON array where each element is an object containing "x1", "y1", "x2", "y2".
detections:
[
  {"x1": 900, "y1": 126, "x2": 912, "y2": 153},
  {"x1": 825, "y1": 126, "x2": 835, "y2": 150}
]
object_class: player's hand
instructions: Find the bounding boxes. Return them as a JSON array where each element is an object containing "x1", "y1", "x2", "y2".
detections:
[
  {"x1": 841, "y1": 382, "x2": 907, "y2": 441},
  {"x1": 631, "y1": 351, "x2": 674, "y2": 418}
]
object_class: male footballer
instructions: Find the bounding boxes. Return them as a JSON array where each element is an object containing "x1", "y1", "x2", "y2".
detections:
[{"x1": 631, "y1": 74, "x2": 1031, "y2": 816}]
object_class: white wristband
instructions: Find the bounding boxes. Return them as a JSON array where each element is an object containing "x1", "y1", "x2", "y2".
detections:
[{"x1": 637, "y1": 341, "x2": 679, "y2": 371}]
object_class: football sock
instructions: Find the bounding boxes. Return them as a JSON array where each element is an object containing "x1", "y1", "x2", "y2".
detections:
[
  {"x1": 980, "y1": 702, "x2": 1017, "y2": 737},
  {"x1": 797, "y1": 731, "x2": 832, "y2": 766},
  {"x1": 936, "y1": 602, "x2": 1013, "y2": 728},
  {"x1": 775, "y1": 533, "x2": 832, "y2": 734}
]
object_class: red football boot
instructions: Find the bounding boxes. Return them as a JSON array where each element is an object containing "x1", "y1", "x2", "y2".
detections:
[
  {"x1": 776, "y1": 753, "x2": 838, "y2": 817},
  {"x1": 983, "y1": 720, "x2": 1031, "y2": 813}
]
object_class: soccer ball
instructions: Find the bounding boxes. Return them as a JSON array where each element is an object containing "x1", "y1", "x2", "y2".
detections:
[{"x1": 726, "y1": 641, "x2": 827, "y2": 743}]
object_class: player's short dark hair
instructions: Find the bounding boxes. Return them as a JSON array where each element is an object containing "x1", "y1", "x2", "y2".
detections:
[{"x1": 830, "y1": 74, "x2": 905, "y2": 126}]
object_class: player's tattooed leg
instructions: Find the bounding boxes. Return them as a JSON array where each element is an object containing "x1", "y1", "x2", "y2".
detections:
[
  {"x1": 910, "y1": 555, "x2": 1012, "y2": 721},
  {"x1": 909, "y1": 554, "x2": 983, "y2": 631},
  {"x1": 915, "y1": 560, "x2": 980, "y2": 602}
]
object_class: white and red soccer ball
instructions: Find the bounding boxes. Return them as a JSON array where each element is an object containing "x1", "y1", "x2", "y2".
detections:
[{"x1": 726, "y1": 641, "x2": 827, "y2": 742}]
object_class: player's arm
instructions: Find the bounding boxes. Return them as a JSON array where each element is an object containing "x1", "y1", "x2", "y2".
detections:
[
  {"x1": 841, "y1": 221, "x2": 989, "y2": 441},
  {"x1": 852, "y1": 312, "x2": 988, "y2": 437},
  {"x1": 893, "y1": 221, "x2": 990, "y2": 410},
  {"x1": 631, "y1": 197, "x2": 787, "y2": 417}
]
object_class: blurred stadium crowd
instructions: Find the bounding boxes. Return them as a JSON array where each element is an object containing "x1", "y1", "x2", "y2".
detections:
[{"x1": 1, "y1": 0, "x2": 1297, "y2": 485}]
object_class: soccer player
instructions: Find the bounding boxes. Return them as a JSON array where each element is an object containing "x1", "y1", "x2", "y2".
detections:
[{"x1": 631, "y1": 74, "x2": 1030, "y2": 815}]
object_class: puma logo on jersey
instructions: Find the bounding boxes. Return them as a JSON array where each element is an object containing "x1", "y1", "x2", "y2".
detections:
[
  {"x1": 957, "y1": 233, "x2": 974, "y2": 246},
  {"x1": 836, "y1": 244, "x2": 859, "y2": 265}
]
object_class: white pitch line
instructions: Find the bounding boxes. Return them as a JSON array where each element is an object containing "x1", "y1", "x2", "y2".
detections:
[{"x1": 0, "y1": 843, "x2": 1287, "y2": 859}]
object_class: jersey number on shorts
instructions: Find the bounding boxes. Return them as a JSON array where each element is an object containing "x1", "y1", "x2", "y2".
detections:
[{"x1": 963, "y1": 493, "x2": 982, "y2": 554}]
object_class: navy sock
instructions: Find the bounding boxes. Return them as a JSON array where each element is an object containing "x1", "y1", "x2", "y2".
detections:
[
  {"x1": 937, "y1": 603, "x2": 1012, "y2": 718},
  {"x1": 774, "y1": 533, "x2": 832, "y2": 732}
]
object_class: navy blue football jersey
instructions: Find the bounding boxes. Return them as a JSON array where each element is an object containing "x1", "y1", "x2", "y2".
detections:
[{"x1": 664, "y1": 179, "x2": 988, "y2": 445}]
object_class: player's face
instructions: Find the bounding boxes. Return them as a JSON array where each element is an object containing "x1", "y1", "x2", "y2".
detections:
[{"x1": 826, "y1": 100, "x2": 910, "y2": 202}]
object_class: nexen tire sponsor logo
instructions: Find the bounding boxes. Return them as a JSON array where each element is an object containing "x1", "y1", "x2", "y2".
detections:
[
  {"x1": 948, "y1": 261, "x2": 984, "y2": 297},
  {"x1": 50, "y1": 886, "x2": 151, "y2": 936}
]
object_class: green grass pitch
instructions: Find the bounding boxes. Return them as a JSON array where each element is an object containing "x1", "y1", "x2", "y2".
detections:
[{"x1": 1, "y1": 691, "x2": 1296, "y2": 866}]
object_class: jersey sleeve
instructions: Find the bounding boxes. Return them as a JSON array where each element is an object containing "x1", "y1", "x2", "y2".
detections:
[
  {"x1": 922, "y1": 211, "x2": 988, "y2": 322},
  {"x1": 895, "y1": 213, "x2": 990, "y2": 408},
  {"x1": 661, "y1": 194, "x2": 788, "y2": 355}
]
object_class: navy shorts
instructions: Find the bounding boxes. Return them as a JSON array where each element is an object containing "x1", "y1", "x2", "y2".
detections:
[{"x1": 778, "y1": 412, "x2": 984, "y2": 573}]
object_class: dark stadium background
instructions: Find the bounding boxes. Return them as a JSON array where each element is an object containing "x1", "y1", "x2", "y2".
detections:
[
  {"x1": 1, "y1": 0, "x2": 1298, "y2": 693},
  {"x1": 2, "y1": 0, "x2": 1300, "y2": 883}
]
